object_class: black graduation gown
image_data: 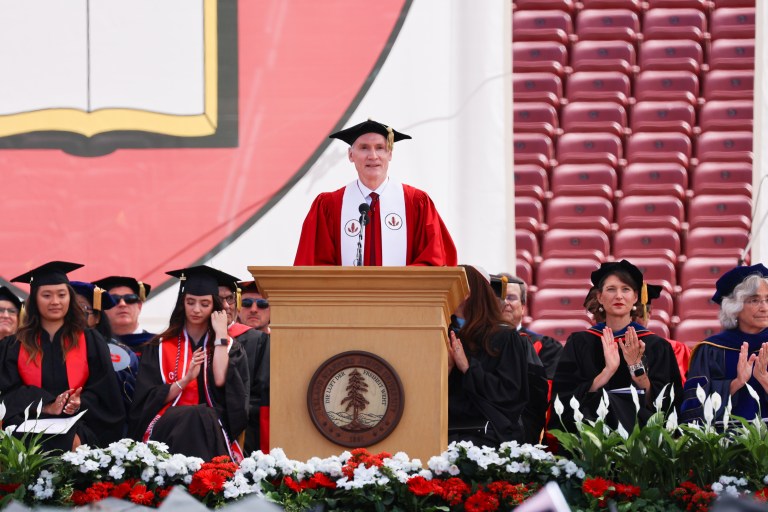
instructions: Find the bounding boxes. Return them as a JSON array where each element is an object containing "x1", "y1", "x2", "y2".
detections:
[
  {"x1": 520, "y1": 327, "x2": 563, "y2": 380},
  {"x1": 128, "y1": 336, "x2": 249, "y2": 461},
  {"x1": 448, "y1": 327, "x2": 531, "y2": 446},
  {"x1": 115, "y1": 330, "x2": 155, "y2": 359},
  {"x1": 0, "y1": 329, "x2": 126, "y2": 452},
  {"x1": 550, "y1": 323, "x2": 683, "y2": 433},
  {"x1": 237, "y1": 329, "x2": 269, "y2": 455}
]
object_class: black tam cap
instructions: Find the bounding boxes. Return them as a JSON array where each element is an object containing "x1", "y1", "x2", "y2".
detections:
[
  {"x1": 490, "y1": 274, "x2": 508, "y2": 300},
  {"x1": 646, "y1": 284, "x2": 663, "y2": 302},
  {"x1": 238, "y1": 280, "x2": 260, "y2": 294},
  {"x1": 166, "y1": 265, "x2": 239, "y2": 297},
  {"x1": 0, "y1": 286, "x2": 22, "y2": 310},
  {"x1": 11, "y1": 261, "x2": 83, "y2": 288},
  {"x1": 590, "y1": 260, "x2": 644, "y2": 291},
  {"x1": 330, "y1": 119, "x2": 411, "y2": 151},
  {"x1": 71, "y1": 281, "x2": 117, "y2": 311},
  {"x1": 92, "y1": 276, "x2": 152, "y2": 302},
  {"x1": 712, "y1": 264, "x2": 768, "y2": 305}
]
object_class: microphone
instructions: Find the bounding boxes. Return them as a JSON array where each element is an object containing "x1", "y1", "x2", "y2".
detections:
[{"x1": 355, "y1": 203, "x2": 370, "y2": 266}]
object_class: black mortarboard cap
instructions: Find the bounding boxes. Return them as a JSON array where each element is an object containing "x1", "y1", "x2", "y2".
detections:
[
  {"x1": 11, "y1": 261, "x2": 83, "y2": 288},
  {"x1": 166, "y1": 265, "x2": 238, "y2": 297},
  {"x1": 590, "y1": 260, "x2": 644, "y2": 291},
  {"x1": 330, "y1": 119, "x2": 411, "y2": 151},
  {"x1": 238, "y1": 280, "x2": 260, "y2": 294},
  {"x1": 489, "y1": 274, "x2": 508, "y2": 300},
  {"x1": 0, "y1": 286, "x2": 22, "y2": 310},
  {"x1": 646, "y1": 284, "x2": 663, "y2": 302},
  {"x1": 711, "y1": 264, "x2": 768, "y2": 305},
  {"x1": 92, "y1": 276, "x2": 151, "y2": 302},
  {"x1": 71, "y1": 281, "x2": 117, "y2": 311}
]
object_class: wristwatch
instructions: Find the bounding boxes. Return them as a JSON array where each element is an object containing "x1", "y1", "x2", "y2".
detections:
[
  {"x1": 214, "y1": 338, "x2": 229, "y2": 347},
  {"x1": 628, "y1": 361, "x2": 646, "y2": 377}
]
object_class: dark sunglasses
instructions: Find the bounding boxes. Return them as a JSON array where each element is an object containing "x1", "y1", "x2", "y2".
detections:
[
  {"x1": 241, "y1": 298, "x2": 269, "y2": 309},
  {"x1": 111, "y1": 293, "x2": 141, "y2": 305}
]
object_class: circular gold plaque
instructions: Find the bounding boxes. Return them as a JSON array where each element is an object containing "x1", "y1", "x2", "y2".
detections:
[{"x1": 307, "y1": 351, "x2": 404, "y2": 447}]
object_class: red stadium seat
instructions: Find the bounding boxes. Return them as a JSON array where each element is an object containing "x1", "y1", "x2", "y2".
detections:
[
  {"x1": 691, "y1": 161, "x2": 753, "y2": 196},
  {"x1": 514, "y1": 133, "x2": 555, "y2": 169},
  {"x1": 635, "y1": 70, "x2": 699, "y2": 105},
  {"x1": 617, "y1": 197, "x2": 686, "y2": 232},
  {"x1": 677, "y1": 288, "x2": 720, "y2": 320},
  {"x1": 515, "y1": 196, "x2": 546, "y2": 233},
  {"x1": 639, "y1": 39, "x2": 704, "y2": 75},
  {"x1": 696, "y1": 131, "x2": 753, "y2": 163},
  {"x1": 711, "y1": 0, "x2": 755, "y2": 6},
  {"x1": 516, "y1": 228, "x2": 540, "y2": 264},
  {"x1": 626, "y1": 132, "x2": 691, "y2": 168},
  {"x1": 674, "y1": 319, "x2": 722, "y2": 346},
  {"x1": 710, "y1": 7, "x2": 756, "y2": 40},
  {"x1": 630, "y1": 257, "x2": 678, "y2": 294},
  {"x1": 530, "y1": 288, "x2": 590, "y2": 319},
  {"x1": 571, "y1": 40, "x2": 636, "y2": 74},
  {"x1": 513, "y1": 73, "x2": 564, "y2": 107},
  {"x1": 560, "y1": 102, "x2": 628, "y2": 136},
  {"x1": 642, "y1": 8, "x2": 707, "y2": 42},
  {"x1": 646, "y1": 0, "x2": 708, "y2": 9},
  {"x1": 536, "y1": 258, "x2": 601, "y2": 289},
  {"x1": 685, "y1": 227, "x2": 749, "y2": 259},
  {"x1": 547, "y1": 197, "x2": 615, "y2": 233},
  {"x1": 579, "y1": 0, "x2": 643, "y2": 11},
  {"x1": 613, "y1": 228, "x2": 682, "y2": 263},
  {"x1": 550, "y1": 163, "x2": 617, "y2": 200},
  {"x1": 513, "y1": 10, "x2": 573, "y2": 44},
  {"x1": 647, "y1": 319, "x2": 671, "y2": 339},
  {"x1": 514, "y1": 164, "x2": 549, "y2": 201},
  {"x1": 514, "y1": 102, "x2": 560, "y2": 138},
  {"x1": 566, "y1": 71, "x2": 632, "y2": 106},
  {"x1": 527, "y1": 318, "x2": 592, "y2": 342},
  {"x1": 703, "y1": 69, "x2": 753, "y2": 101},
  {"x1": 541, "y1": 229, "x2": 611, "y2": 260},
  {"x1": 699, "y1": 100, "x2": 754, "y2": 132},
  {"x1": 621, "y1": 163, "x2": 688, "y2": 200},
  {"x1": 680, "y1": 257, "x2": 738, "y2": 289},
  {"x1": 514, "y1": 0, "x2": 576, "y2": 12},
  {"x1": 688, "y1": 195, "x2": 752, "y2": 231},
  {"x1": 575, "y1": 9, "x2": 640, "y2": 42},
  {"x1": 516, "y1": 259, "x2": 534, "y2": 288},
  {"x1": 709, "y1": 39, "x2": 755, "y2": 70},
  {"x1": 557, "y1": 132, "x2": 623, "y2": 167},
  {"x1": 631, "y1": 101, "x2": 696, "y2": 135},
  {"x1": 513, "y1": 41, "x2": 570, "y2": 76}
]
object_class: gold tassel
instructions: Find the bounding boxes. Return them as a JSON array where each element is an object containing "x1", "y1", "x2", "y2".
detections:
[
  {"x1": 386, "y1": 126, "x2": 394, "y2": 151},
  {"x1": 236, "y1": 285, "x2": 242, "y2": 310},
  {"x1": 500, "y1": 275, "x2": 508, "y2": 301},
  {"x1": 138, "y1": 282, "x2": 147, "y2": 302},
  {"x1": 94, "y1": 287, "x2": 103, "y2": 311},
  {"x1": 641, "y1": 283, "x2": 649, "y2": 324},
  {"x1": 19, "y1": 303, "x2": 26, "y2": 326}
]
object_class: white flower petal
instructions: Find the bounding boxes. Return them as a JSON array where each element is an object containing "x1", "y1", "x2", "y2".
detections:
[{"x1": 696, "y1": 384, "x2": 707, "y2": 405}]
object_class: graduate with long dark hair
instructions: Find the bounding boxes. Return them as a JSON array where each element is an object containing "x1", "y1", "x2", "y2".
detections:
[
  {"x1": 0, "y1": 262, "x2": 125, "y2": 451},
  {"x1": 128, "y1": 266, "x2": 249, "y2": 462}
]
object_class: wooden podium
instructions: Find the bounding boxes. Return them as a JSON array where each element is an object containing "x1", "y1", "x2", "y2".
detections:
[{"x1": 248, "y1": 266, "x2": 468, "y2": 462}]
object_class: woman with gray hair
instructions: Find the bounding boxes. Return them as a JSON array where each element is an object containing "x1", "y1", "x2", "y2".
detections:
[{"x1": 681, "y1": 264, "x2": 768, "y2": 423}]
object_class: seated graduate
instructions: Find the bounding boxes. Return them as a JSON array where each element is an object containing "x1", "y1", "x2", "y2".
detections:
[
  {"x1": 681, "y1": 264, "x2": 768, "y2": 423},
  {"x1": 0, "y1": 262, "x2": 125, "y2": 451},
  {"x1": 91, "y1": 276, "x2": 154, "y2": 358},
  {"x1": 448, "y1": 265, "x2": 542, "y2": 446},
  {"x1": 128, "y1": 266, "x2": 249, "y2": 462},
  {"x1": 0, "y1": 286, "x2": 23, "y2": 339},
  {"x1": 71, "y1": 281, "x2": 139, "y2": 416},
  {"x1": 551, "y1": 260, "x2": 682, "y2": 433}
]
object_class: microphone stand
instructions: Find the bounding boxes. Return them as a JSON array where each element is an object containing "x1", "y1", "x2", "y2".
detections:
[{"x1": 355, "y1": 205, "x2": 370, "y2": 266}]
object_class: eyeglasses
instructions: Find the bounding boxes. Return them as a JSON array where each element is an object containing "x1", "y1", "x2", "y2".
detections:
[
  {"x1": 504, "y1": 294, "x2": 521, "y2": 303},
  {"x1": 744, "y1": 297, "x2": 768, "y2": 307},
  {"x1": 0, "y1": 307, "x2": 18, "y2": 316},
  {"x1": 82, "y1": 307, "x2": 96, "y2": 317},
  {"x1": 219, "y1": 294, "x2": 236, "y2": 306},
  {"x1": 111, "y1": 293, "x2": 141, "y2": 305},
  {"x1": 241, "y1": 298, "x2": 269, "y2": 309}
]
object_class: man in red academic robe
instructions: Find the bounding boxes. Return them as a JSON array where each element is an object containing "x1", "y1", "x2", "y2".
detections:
[{"x1": 294, "y1": 120, "x2": 457, "y2": 267}]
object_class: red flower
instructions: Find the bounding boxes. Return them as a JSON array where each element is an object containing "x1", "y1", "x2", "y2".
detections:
[
  {"x1": 129, "y1": 484, "x2": 155, "y2": 506},
  {"x1": 71, "y1": 490, "x2": 94, "y2": 506},
  {"x1": 436, "y1": 477, "x2": 471, "y2": 506},
  {"x1": 156, "y1": 487, "x2": 172, "y2": 503},
  {"x1": 583, "y1": 477, "x2": 614, "y2": 498},
  {"x1": 189, "y1": 468, "x2": 228, "y2": 496},
  {"x1": 0, "y1": 483, "x2": 20, "y2": 495},
  {"x1": 308, "y1": 472, "x2": 337, "y2": 490},
  {"x1": 407, "y1": 476, "x2": 438, "y2": 497},
  {"x1": 464, "y1": 490, "x2": 500, "y2": 512},
  {"x1": 755, "y1": 487, "x2": 768, "y2": 502},
  {"x1": 282, "y1": 476, "x2": 303, "y2": 493},
  {"x1": 614, "y1": 483, "x2": 641, "y2": 499},
  {"x1": 111, "y1": 481, "x2": 133, "y2": 499}
]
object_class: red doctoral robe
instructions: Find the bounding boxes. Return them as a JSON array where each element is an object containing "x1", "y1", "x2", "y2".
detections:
[{"x1": 294, "y1": 184, "x2": 457, "y2": 266}]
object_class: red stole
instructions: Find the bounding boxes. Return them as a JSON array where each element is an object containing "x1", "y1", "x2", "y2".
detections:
[
  {"x1": 18, "y1": 332, "x2": 89, "y2": 389},
  {"x1": 228, "y1": 323, "x2": 252, "y2": 338}
]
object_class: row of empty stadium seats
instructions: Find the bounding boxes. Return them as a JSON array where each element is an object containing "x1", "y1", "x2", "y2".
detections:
[{"x1": 514, "y1": 0, "x2": 754, "y2": 15}]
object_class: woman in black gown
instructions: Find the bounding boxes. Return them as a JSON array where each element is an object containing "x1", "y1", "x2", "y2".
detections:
[
  {"x1": 0, "y1": 261, "x2": 125, "y2": 451},
  {"x1": 129, "y1": 265, "x2": 249, "y2": 462},
  {"x1": 551, "y1": 260, "x2": 682, "y2": 432}
]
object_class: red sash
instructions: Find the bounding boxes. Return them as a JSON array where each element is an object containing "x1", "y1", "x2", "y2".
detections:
[
  {"x1": 228, "y1": 323, "x2": 252, "y2": 338},
  {"x1": 18, "y1": 332, "x2": 89, "y2": 389}
]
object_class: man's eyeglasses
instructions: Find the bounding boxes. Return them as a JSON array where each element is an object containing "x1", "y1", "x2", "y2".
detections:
[
  {"x1": 82, "y1": 307, "x2": 96, "y2": 317},
  {"x1": 504, "y1": 294, "x2": 521, "y2": 303},
  {"x1": 0, "y1": 307, "x2": 18, "y2": 316},
  {"x1": 220, "y1": 295, "x2": 236, "y2": 306},
  {"x1": 241, "y1": 298, "x2": 269, "y2": 309},
  {"x1": 744, "y1": 297, "x2": 768, "y2": 308},
  {"x1": 111, "y1": 293, "x2": 141, "y2": 305}
]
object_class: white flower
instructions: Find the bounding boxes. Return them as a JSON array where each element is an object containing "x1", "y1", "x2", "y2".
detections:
[
  {"x1": 665, "y1": 410, "x2": 678, "y2": 432},
  {"x1": 712, "y1": 482, "x2": 724, "y2": 493},
  {"x1": 711, "y1": 391, "x2": 722, "y2": 414},
  {"x1": 554, "y1": 395, "x2": 564, "y2": 417},
  {"x1": 573, "y1": 406, "x2": 584, "y2": 425},
  {"x1": 576, "y1": 468, "x2": 586, "y2": 479},
  {"x1": 723, "y1": 396, "x2": 732, "y2": 427},
  {"x1": 569, "y1": 395, "x2": 580, "y2": 412},
  {"x1": 703, "y1": 396, "x2": 715, "y2": 427},
  {"x1": 745, "y1": 383, "x2": 760, "y2": 403},
  {"x1": 36, "y1": 399, "x2": 43, "y2": 419},
  {"x1": 630, "y1": 385, "x2": 640, "y2": 413},
  {"x1": 696, "y1": 384, "x2": 707, "y2": 405},
  {"x1": 109, "y1": 465, "x2": 125, "y2": 480},
  {"x1": 617, "y1": 422, "x2": 629, "y2": 440},
  {"x1": 550, "y1": 466, "x2": 561, "y2": 477},
  {"x1": 654, "y1": 384, "x2": 669, "y2": 412},
  {"x1": 596, "y1": 391, "x2": 609, "y2": 421}
]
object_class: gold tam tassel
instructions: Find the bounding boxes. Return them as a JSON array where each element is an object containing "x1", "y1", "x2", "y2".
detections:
[
  {"x1": 236, "y1": 285, "x2": 242, "y2": 310},
  {"x1": 19, "y1": 303, "x2": 26, "y2": 326},
  {"x1": 94, "y1": 287, "x2": 103, "y2": 311},
  {"x1": 138, "y1": 282, "x2": 147, "y2": 302},
  {"x1": 386, "y1": 126, "x2": 394, "y2": 151},
  {"x1": 500, "y1": 275, "x2": 508, "y2": 300},
  {"x1": 641, "y1": 283, "x2": 648, "y2": 324}
]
